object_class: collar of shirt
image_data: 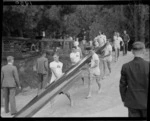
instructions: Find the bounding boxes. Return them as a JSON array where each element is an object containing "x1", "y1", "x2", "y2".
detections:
[
  {"x1": 54, "y1": 61, "x2": 60, "y2": 63},
  {"x1": 8, "y1": 63, "x2": 13, "y2": 65}
]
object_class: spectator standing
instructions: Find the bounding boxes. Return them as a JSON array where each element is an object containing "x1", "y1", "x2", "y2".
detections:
[
  {"x1": 70, "y1": 46, "x2": 81, "y2": 66},
  {"x1": 74, "y1": 39, "x2": 83, "y2": 59},
  {"x1": 113, "y1": 32, "x2": 124, "y2": 62},
  {"x1": 89, "y1": 40, "x2": 93, "y2": 47},
  {"x1": 80, "y1": 38, "x2": 87, "y2": 56},
  {"x1": 82, "y1": 36, "x2": 86, "y2": 45},
  {"x1": 36, "y1": 51, "x2": 49, "y2": 95},
  {"x1": 120, "y1": 41, "x2": 149, "y2": 117},
  {"x1": 123, "y1": 30, "x2": 130, "y2": 55},
  {"x1": 1, "y1": 56, "x2": 21, "y2": 115}
]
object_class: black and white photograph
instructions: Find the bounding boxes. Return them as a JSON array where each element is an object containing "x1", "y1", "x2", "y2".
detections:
[{"x1": 1, "y1": 0, "x2": 149, "y2": 118}]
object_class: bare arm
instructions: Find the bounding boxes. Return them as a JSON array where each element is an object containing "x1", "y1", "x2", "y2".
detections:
[
  {"x1": 90, "y1": 60, "x2": 99, "y2": 69},
  {"x1": 70, "y1": 54, "x2": 75, "y2": 65},
  {"x1": 50, "y1": 67, "x2": 59, "y2": 79},
  {"x1": 103, "y1": 50, "x2": 112, "y2": 58}
]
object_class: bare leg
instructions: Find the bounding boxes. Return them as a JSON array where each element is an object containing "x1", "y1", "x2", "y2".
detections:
[
  {"x1": 96, "y1": 76, "x2": 101, "y2": 93},
  {"x1": 86, "y1": 76, "x2": 92, "y2": 98},
  {"x1": 64, "y1": 92, "x2": 73, "y2": 106},
  {"x1": 107, "y1": 61, "x2": 111, "y2": 74},
  {"x1": 115, "y1": 48, "x2": 118, "y2": 62},
  {"x1": 103, "y1": 60, "x2": 107, "y2": 78},
  {"x1": 117, "y1": 48, "x2": 120, "y2": 59}
]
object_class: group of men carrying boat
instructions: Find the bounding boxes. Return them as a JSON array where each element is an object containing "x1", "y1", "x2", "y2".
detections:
[{"x1": 1, "y1": 30, "x2": 149, "y2": 118}]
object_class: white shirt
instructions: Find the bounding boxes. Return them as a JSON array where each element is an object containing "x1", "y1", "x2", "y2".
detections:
[
  {"x1": 76, "y1": 46, "x2": 82, "y2": 58},
  {"x1": 102, "y1": 34, "x2": 107, "y2": 44},
  {"x1": 49, "y1": 61, "x2": 63, "y2": 83},
  {"x1": 70, "y1": 52, "x2": 81, "y2": 65},
  {"x1": 94, "y1": 40, "x2": 99, "y2": 47},
  {"x1": 8, "y1": 62, "x2": 13, "y2": 65},
  {"x1": 69, "y1": 36, "x2": 73, "y2": 41},
  {"x1": 113, "y1": 36, "x2": 123, "y2": 49},
  {"x1": 97, "y1": 35, "x2": 105, "y2": 47},
  {"x1": 89, "y1": 40, "x2": 93, "y2": 47},
  {"x1": 74, "y1": 41, "x2": 79, "y2": 46},
  {"x1": 90, "y1": 53, "x2": 100, "y2": 75},
  {"x1": 104, "y1": 44, "x2": 112, "y2": 61},
  {"x1": 82, "y1": 39, "x2": 86, "y2": 45}
]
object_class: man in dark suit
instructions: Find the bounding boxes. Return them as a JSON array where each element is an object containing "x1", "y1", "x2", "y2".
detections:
[
  {"x1": 1, "y1": 56, "x2": 21, "y2": 115},
  {"x1": 119, "y1": 41, "x2": 149, "y2": 117},
  {"x1": 36, "y1": 51, "x2": 48, "y2": 95},
  {"x1": 123, "y1": 30, "x2": 130, "y2": 55}
]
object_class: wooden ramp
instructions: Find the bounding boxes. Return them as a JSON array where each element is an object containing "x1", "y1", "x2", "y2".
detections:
[{"x1": 13, "y1": 44, "x2": 106, "y2": 117}]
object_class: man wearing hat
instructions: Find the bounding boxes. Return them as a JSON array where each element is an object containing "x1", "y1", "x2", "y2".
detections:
[
  {"x1": 119, "y1": 41, "x2": 149, "y2": 117},
  {"x1": 1, "y1": 56, "x2": 21, "y2": 115}
]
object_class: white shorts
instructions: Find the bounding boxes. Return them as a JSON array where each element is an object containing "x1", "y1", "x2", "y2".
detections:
[
  {"x1": 103, "y1": 56, "x2": 112, "y2": 62},
  {"x1": 114, "y1": 46, "x2": 120, "y2": 50}
]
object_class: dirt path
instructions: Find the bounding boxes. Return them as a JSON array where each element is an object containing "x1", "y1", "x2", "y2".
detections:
[
  {"x1": 1, "y1": 50, "x2": 149, "y2": 117},
  {"x1": 33, "y1": 52, "x2": 131, "y2": 117}
]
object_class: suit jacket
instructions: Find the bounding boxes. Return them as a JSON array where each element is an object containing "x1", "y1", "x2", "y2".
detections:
[
  {"x1": 120, "y1": 57, "x2": 149, "y2": 109},
  {"x1": 1, "y1": 64, "x2": 20, "y2": 87},
  {"x1": 36, "y1": 56, "x2": 48, "y2": 74},
  {"x1": 123, "y1": 33, "x2": 130, "y2": 43}
]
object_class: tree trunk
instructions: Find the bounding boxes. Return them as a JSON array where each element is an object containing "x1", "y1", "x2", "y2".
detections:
[
  {"x1": 133, "y1": 5, "x2": 139, "y2": 42},
  {"x1": 18, "y1": 29, "x2": 23, "y2": 37},
  {"x1": 7, "y1": 31, "x2": 11, "y2": 37},
  {"x1": 139, "y1": 5, "x2": 145, "y2": 43}
]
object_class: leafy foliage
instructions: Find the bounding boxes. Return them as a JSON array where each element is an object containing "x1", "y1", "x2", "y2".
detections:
[{"x1": 3, "y1": 5, "x2": 149, "y2": 43}]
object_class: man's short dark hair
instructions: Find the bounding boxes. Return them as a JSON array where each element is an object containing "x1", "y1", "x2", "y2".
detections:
[
  {"x1": 42, "y1": 50, "x2": 46, "y2": 55},
  {"x1": 72, "y1": 46, "x2": 77, "y2": 49},
  {"x1": 52, "y1": 52, "x2": 59, "y2": 57},
  {"x1": 85, "y1": 46, "x2": 94, "y2": 50},
  {"x1": 7, "y1": 56, "x2": 14, "y2": 62},
  {"x1": 132, "y1": 41, "x2": 145, "y2": 50}
]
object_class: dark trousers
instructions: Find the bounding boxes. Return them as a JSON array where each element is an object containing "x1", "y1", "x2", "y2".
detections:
[
  {"x1": 128, "y1": 108, "x2": 147, "y2": 117},
  {"x1": 1, "y1": 89, "x2": 4, "y2": 106},
  {"x1": 38, "y1": 73, "x2": 48, "y2": 89},
  {"x1": 123, "y1": 43, "x2": 128, "y2": 55},
  {"x1": 3, "y1": 87, "x2": 17, "y2": 114}
]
